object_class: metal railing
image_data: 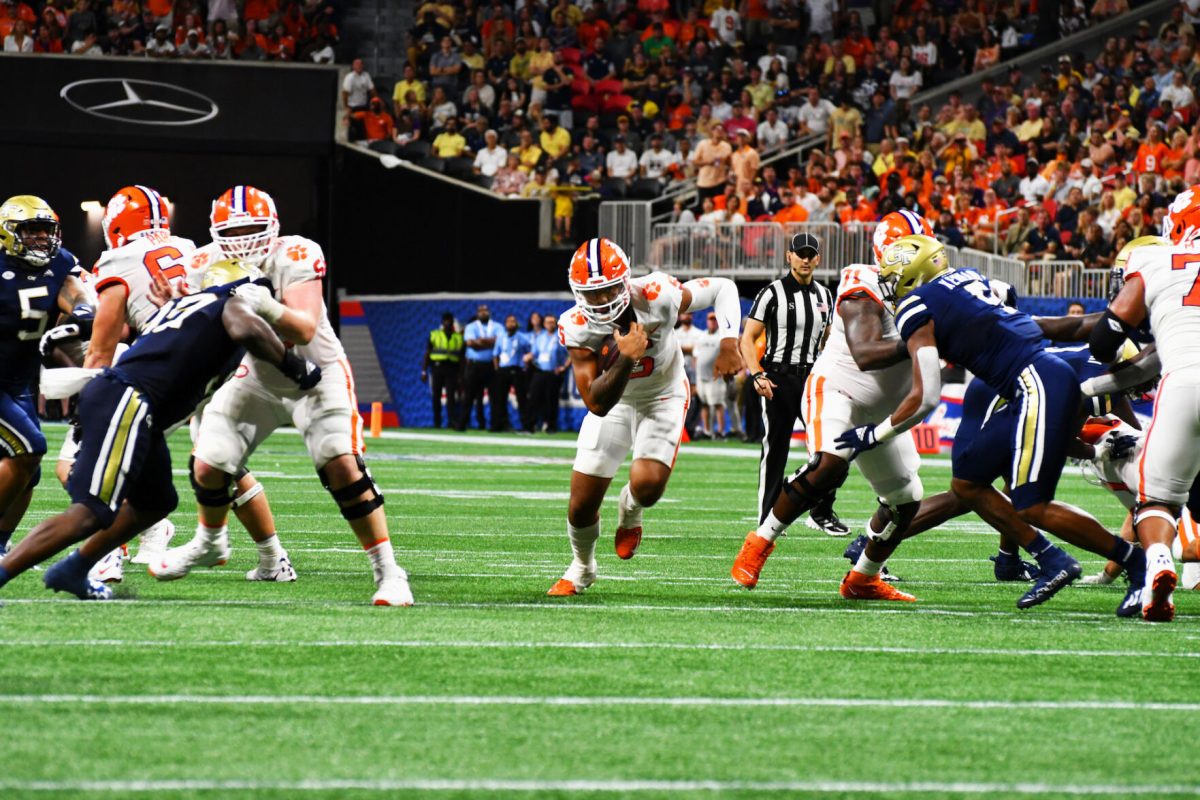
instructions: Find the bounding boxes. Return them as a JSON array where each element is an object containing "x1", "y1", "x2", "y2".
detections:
[
  {"x1": 647, "y1": 222, "x2": 787, "y2": 278},
  {"x1": 1025, "y1": 261, "x2": 1109, "y2": 298},
  {"x1": 599, "y1": 201, "x2": 654, "y2": 270}
]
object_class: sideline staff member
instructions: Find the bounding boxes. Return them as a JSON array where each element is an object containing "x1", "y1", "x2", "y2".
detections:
[
  {"x1": 741, "y1": 233, "x2": 845, "y2": 534},
  {"x1": 421, "y1": 311, "x2": 465, "y2": 428}
]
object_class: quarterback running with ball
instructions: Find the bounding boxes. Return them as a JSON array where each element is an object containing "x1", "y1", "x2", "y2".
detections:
[{"x1": 548, "y1": 237, "x2": 743, "y2": 596}]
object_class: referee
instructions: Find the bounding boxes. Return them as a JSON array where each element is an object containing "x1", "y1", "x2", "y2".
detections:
[{"x1": 741, "y1": 232, "x2": 846, "y2": 534}]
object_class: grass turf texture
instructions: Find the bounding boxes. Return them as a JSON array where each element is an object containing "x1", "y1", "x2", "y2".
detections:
[{"x1": 0, "y1": 424, "x2": 1198, "y2": 800}]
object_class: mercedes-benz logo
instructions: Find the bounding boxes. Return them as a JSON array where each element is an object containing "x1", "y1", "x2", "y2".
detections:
[{"x1": 60, "y1": 78, "x2": 219, "y2": 126}]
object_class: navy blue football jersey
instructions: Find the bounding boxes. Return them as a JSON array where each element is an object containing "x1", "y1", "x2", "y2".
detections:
[
  {"x1": 894, "y1": 268, "x2": 1046, "y2": 399},
  {"x1": 0, "y1": 248, "x2": 79, "y2": 390},
  {"x1": 109, "y1": 286, "x2": 245, "y2": 430}
]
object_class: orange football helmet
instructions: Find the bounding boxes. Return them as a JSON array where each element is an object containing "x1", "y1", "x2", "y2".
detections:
[
  {"x1": 568, "y1": 237, "x2": 632, "y2": 324},
  {"x1": 103, "y1": 185, "x2": 170, "y2": 250},
  {"x1": 872, "y1": 209, "x2": 934, "y2": 263},
  {"x1": 1162, "y1": 185, "x2": 1200, "y2": 245},
  {"x1": 209, "y1": 185, "x2": 280, "y2": 267}
]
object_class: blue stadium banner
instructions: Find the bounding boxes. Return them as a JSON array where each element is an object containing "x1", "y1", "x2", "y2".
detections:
[{"x1": 0, "y1": 53, "x2": 337, "y2": 155}]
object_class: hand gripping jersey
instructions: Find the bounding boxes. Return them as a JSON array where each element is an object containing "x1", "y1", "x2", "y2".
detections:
[
  {"x1": 813, "y1": 263, "x2": 910, "y2": 408},
  {"x1": 109, "y1": 286, "x2": 247, "y2": 431},
  {"x1": 93, "y1": 229, "x2": 195, "y2": 333},
  {"x1": 559, "y1": 271, "x2": 687, "y2": 402},
  {"x1": 1125, "y1": 244, "x2": 1200, "y2": 373},
  {"x1": 894, "y1": 268, "x2": 1046, "y2": 400},
  {"x1": 190, "y1": 235, "x2": 344, "y2": 392},
  {"x1": 0, "y1": 247, "x2": 80, "y2": 391}
]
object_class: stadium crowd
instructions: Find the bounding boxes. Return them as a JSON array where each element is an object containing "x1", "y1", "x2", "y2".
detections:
[
  {"x1": 352, "y1": 0, "x2": 1200, "y2": 258},
  {"x1": 0, "y1": 0, "x2": 341, "y2": 61}
]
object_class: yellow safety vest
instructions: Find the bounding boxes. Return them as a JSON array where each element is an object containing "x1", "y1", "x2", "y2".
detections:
[{"x1": 429, "y1": 329, "x2": 463, "y2": 362}]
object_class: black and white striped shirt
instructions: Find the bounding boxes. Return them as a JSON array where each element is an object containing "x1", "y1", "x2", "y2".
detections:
[{"x1": 748, "y1": 273, "x2": 833, "y2": 367}]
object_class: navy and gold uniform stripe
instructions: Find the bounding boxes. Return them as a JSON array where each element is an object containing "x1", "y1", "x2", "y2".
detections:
[
  {"x1": 1012, "y1": 365, "x2": 1047, "y2": 487},
  {"x1": 88, "y1": 387, "x2": 148, "y2": 508}
]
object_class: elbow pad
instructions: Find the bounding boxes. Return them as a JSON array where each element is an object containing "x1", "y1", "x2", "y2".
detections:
[{"x1": 1089, "y1": 309, "x2": 1133, "y2": 364}]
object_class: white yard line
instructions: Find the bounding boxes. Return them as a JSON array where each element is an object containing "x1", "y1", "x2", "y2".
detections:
[
  {"x1": 0, "y1": 779, "x2": 1196, "y2": 795},
  {"x1": 0, "y1": 639, "x2": 1194, "y2": 660},
  {"x1": 1, "y1": 693, "x2": 1197, "y2": 712}
]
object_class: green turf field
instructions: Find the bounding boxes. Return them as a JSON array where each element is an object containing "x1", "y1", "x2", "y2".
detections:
[{"x1": 0, "y1": 423, "x2": 1197, "y2": 799}]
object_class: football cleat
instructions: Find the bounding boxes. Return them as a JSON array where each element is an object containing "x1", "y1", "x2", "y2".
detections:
[
  {"x1": 547, "y1": 561, "x2": 597, "y2": 596},
  {"x1": 131, "y1": 519, "x2": 176, "y2": 565},
  {"x1": 731, "y1": 531, "x2": 775, "y2": 589},
  {"x1": 148, "y1": 528, "x2": 231, "y2": 581},
  {"x1": 839, "y1": 570, "x2": 916, "y2": 602},
  {"x1": 1142, "y1": 568, "x2": 1176, "y2": 622},
  {"x1": 806, "y1": 507, "x2": 849, "y2": 537},
  {"x1": 614, "y1": 526, "x2": 642, "y2": 560},
  {"x1": 44, "y1": 552, "x2": 114, "y2": 601},
  {"x1": 843, "y1": 534, "x2": 902, "y2": 582},
  {"x1": 86, "y1": 548, "x2": 124, "y2": 584},
  {"x1": 1182, "y1": 562, "x2": 1200, "y2": 591},
  {"x1": 372, "y1": 568, "x2": 414, "y2": 606},
  {"x1": 1017, "y1": 547, "x2": 1082, "y2": 609},
  {"x1": 1080, "y1": 571, "x2": 1117, "y2": 586},
  {"x1": 1116, "y1": 582, "x2": 1144, "y2": 618},
  {"x1": 989, "y1": 552, "x2": 1039, "y2": 582},
  {"x1": 246, "y1": 552, "x2": 297, "y2": 583}
]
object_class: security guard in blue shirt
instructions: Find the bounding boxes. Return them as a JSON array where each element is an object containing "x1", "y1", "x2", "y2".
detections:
[
  {"x1": 527, "y1": 313, "x2": 568, "y2": 433},
  {"x1": 491, "y1": 314, "x2": 532, "y2": 432}
]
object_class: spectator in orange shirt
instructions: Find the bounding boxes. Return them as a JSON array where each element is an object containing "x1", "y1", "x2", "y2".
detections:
[
  {"x1": 348, "y1": 98, "x2": 396, "y2": 145},
  {"x1": 837, "y1": 188, "x2": 875, "y2": 223},
  {"x1": 772, "y1": 188, "x2": 809, "y2": 224},
  {"x1": 280, "y1": 2, "x2": 308, "y2": 39},
  {"x1": 1163, "y1": 129, "x2": 1189, "y2": 179},
  {"x1": 242, "y1": 0, "x2": 278, "y2": 26},
  {"x1": 730, "y1": 129, "x2": 760, "y2": 197},
  {"x1": 841, "y1": 24, "x2": 873, "y2": 67},
  {"x1": 1134, "y1": 124, "x2": 1169, "y2": 175}
]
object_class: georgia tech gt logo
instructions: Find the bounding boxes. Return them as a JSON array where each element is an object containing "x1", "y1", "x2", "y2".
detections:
[{"x1": 60, "y1": 79, "x2": 219, "y2": 126}]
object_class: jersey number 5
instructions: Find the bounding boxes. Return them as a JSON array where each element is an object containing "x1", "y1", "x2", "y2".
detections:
[
  {"x1": 17, "y1": 286, "x2": 49, "y2": 341},
  {"x1": 1171, "y1": 254, "x2": 1200, "y2": 307},
  {"x1": 143, "y1": 246, "x2": 188, "y2": 283}
]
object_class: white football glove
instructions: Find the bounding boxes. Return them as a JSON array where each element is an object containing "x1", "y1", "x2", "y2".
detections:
[{"x1": 232, "y1": 283, "x2": 286, "y2": 323}]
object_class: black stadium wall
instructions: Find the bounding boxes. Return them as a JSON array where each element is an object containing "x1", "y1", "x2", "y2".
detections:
[{"x1": 0, "y1": 53, "x2": 335, "y2": 282}]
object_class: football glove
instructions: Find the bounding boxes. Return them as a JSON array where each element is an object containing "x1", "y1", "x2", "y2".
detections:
[
  {"x1": 279, "y1": 350, "x2": 322, "y2": 391},
  {"x1": 66, "y1": 303, "x2": 95, "y2": 338},
  {"x1": 39, "y1": 323, "x2": 82, "y2": 359},
  {"x1": 1097, "y1": 431, "x2": 1139, "y2": 462},
  {"x1": 232, "y1": 283, "x2": 286, "y2": 323},
  {"x1": 835, "y1": 424, "x2": 879, "y2": 460}
]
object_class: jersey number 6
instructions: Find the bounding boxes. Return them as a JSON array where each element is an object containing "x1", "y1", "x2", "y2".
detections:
[{"x1": 143, "y1": 246, "x2": 188, "y2": 283}]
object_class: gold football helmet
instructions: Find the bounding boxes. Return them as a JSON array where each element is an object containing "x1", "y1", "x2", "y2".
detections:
[
  {"x1": 200, "y1": 258, "x2": 259, "y2": 289},
  {"x1": 1110, "y1": 235, "x2": 1169, "y2": 300},
  {"x1": 0, "y1": 195, "x2": 62, "y2": 268},
  {"x1": 878, "y1": 234, "x2": 950, "y2": 302}
]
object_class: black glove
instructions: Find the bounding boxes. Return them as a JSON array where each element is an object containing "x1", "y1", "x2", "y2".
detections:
[
  {"x1": 39, "y1": 323, "x2": 82, "y2": 361},
  {"x1": 1106, "y1": 432, "x2": 1139, "y2": 461},
  {"x1": 279, "y1": 350, "x2": 322, "y2": 390}
]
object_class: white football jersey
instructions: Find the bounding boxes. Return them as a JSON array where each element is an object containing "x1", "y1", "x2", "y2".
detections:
[
  {"x1": 560, "y1": 271, "x2": 688, "y2": 402},
  {"x1": 811, "y1": 263, "x2": 910, "y2": 409},
  {"x1": 93, "y1": 229, "x2": 195, "y2": 333},
  {"x1": 189, "y1": 235, "x2": 346, "y2": 392},
  {"x1": 1125, "y1": 243, "x2": 1200, "y2": 373}
]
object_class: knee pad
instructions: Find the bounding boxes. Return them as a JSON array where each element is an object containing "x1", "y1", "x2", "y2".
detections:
[
  {"x1": 782, "y1": 452, "x2": 848, "y2": 507},
  {"x1": 318, "y1": 455, "x2": 384, "y2": 521},
  {"x1": 876, "y1": 473, "x2": 924, "y2": 508},
  {"x1": 866, "y1": 499, "x2": 920, "y2": 543},
  {"x1": 232, "y1": 480, "x2": 265, "y2": 510},
  {"x1": 189, "y1": 455, "x2": 234, "y2": 507},
  {"x1": 1133, "y1": 502, "x2": 1179, "y2": 530}
]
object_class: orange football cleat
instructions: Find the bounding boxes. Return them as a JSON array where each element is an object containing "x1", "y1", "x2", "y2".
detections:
[
  {"x1": 731, "y1": 532, "x2": 775, "y2": 589},
  {"x1": 547, "y1": 579, "x2": 579, "y2": 596},
  {"x1": 840, "y1": 570, "x2": 917, "y2": 602},
  {"x1": 1142, "y1": 569, "x2": 1177, "y2": 622},
  {"x1": 615, "y1": 526, "x2": 642, "y2": 560}
]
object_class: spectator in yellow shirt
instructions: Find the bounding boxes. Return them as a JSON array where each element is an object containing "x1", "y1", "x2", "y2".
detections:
[
  {"x1": 539, "y1": 114, "x2": 571, "y2": 160},
  {"x1": 432, "y1": 119, "x2": 467, "y2": 158},
  {"x1": 513, "y1": 129, "x2": 543, "y2": 172},
  {"x1": 1111, "y1": 172, "x2": 1137, "y2": 211},
  {"x1": 1015, "y1": 103, "x2": 1044, "y2": 143},
  {"x1": 829, "y1": 96, "x2": 863, "y2": 144},
  {"x1": 391, "y1": 64, "x2": 426, "y2": 116}
]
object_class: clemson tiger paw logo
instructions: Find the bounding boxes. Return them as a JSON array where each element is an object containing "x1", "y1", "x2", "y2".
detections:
[
  {"x1": 642, "y1": 281, "x2": 662, "y2": 300},
  {"x1": 287, "y1": 244, "x2": 308, "y2": 262},
  {"x1": 192, "y1": 252, "x2": 210, "y2": 268},
  {"x1": 572, "y1": 312, "x2": 587, "y2": 325}
]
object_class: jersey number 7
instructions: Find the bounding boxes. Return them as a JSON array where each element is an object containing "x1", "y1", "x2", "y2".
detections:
[{"x1": 1170, "y1": 254, "x2": 1200, "y2": 307}]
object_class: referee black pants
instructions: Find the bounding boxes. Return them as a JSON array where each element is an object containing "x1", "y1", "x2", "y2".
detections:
[{"x1": 756, "y1": 368, "x2": 836, "y2": 523}]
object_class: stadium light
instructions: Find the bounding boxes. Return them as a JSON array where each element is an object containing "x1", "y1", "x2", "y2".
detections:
[{"x1": 79, "y1": 200, "x2": 102, "y2": 213}]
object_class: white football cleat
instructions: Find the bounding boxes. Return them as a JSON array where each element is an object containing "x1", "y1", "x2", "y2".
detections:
[
  {"x1": 148, "y1": 528, "x2": 231, "y2": 581},
  {"x1": 372, "y1": 568, "x2": 414, "y2": 606},
  {"x1": 1182, "y1": 562, "x2": 1200, "y2": 591},
  {"x1": 246, "y1": 552, "x2": 298, "y2": 582},
  {"x1": 547, "y1": 561, "x2": 598, "y2": 596},
  {"x1": 1080, "y1": 571, "x2": 1116, "y2": 586},
  {"x1": 86, "y1": 548, "x2": 125, "y2": 584},
  {"x1": 131, "y1": 519, "x2": 176, "y2": 565}
]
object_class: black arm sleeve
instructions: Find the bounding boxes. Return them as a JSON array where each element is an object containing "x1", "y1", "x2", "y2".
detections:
[{"x1": 1089, "y1": 308, "x2": 1133, "y2": 364}]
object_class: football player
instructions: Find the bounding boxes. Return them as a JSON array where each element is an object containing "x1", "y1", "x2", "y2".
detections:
[
  {"x1": 730, "y1": 211, "x2": 932, "y2": 601},
  {"x1": 0, "y1": 196, "x2": 94, "y2": 558},
  {"x1": 151, "y1": 186, "x2": 412, "y2": 606},
  {"x1": 1088, "y1": 184, "x2": 1200, "y2": 621},
  {"x1": 838, "y1": 235, "x2": 1145, "y2": 610},
  {"x1": 548, "y1": 237, "x2": 743, "y2": 595},
  {"x1": 0, "y1": 260, "x2": 320, "y2": 599}
]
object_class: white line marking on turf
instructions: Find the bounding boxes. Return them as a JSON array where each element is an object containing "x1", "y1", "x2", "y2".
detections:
[
  {"x1": 1, "y1": 639, "x2": 1195, "y2": 660},
  {"x1": 0, "y1": 779, "x2": 1196, "y2": 795},
  {"x1": 3, "y1": 694, "x2": 1198, "y2": 712}
]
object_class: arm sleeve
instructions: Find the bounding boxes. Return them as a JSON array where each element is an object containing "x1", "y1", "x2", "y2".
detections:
[
  {"x1": 1081, "y1": 350, "x2": 1161, "y2": 397},
  {"x1": 876, "y1": 346, "x2": 942, "y2": 441},
  {"x1": 683, "y1": 277, "x2": 741, "y2": 338}
]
